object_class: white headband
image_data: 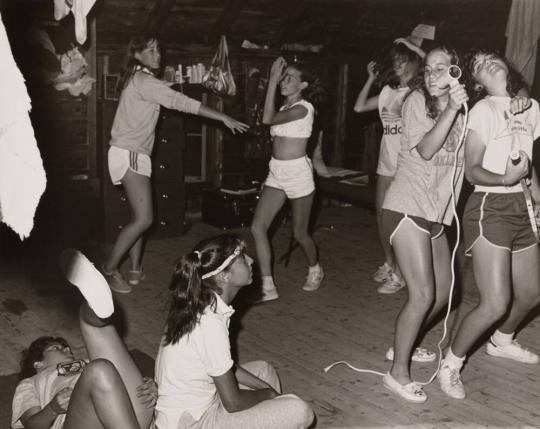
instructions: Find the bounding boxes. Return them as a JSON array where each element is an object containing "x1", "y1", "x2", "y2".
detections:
[{"x1": 201, "y1": 246, "x2": 242, "y2": 280}]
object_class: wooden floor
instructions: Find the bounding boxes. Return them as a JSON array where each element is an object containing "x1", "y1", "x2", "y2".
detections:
[{"x1": 1, "y1": 206, "x2": 540, "y2": 428}]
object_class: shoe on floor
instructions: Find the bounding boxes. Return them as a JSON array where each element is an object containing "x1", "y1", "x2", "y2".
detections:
[
  {"x1": 486, "y1": 338, "x2": 539, "y2": 364},
  {"x1": 437, "y1": 363, "x2": 466, "y2": 399},
  {"x1": 252, "y1": 286, "x2": 279, "y2": 303},
  {"x1": 377, "y1": 273, "x2": 405, "y2": 294},
  {"x1": 373, "y1": 262, "x2": 392, "y2": 283},
  {"x1": 60, "y1": 249, "x2": 114, "y2": 318},
  {"x1": 127, "y1": 269, "x2": 146, "y2": 286},
  {"x1": 302, "y1": 266, "x2": 325, "y2": 291},
  {"x1": 386, "y1": 346, "x2": 436, "y2": 362},
  {"x1": 101, "y1": 265, "x2": 132, "y2": 294},
  {"x1": 382, "y1": 372, "x2": 427, "y2": 403}
]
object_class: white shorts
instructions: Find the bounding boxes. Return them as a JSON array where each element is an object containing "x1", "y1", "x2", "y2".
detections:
[
  {"x1": 108, "y1": 146, "x2": 152, "y2": 185},
  {"x1": 264, "y1": 156, "x2": 315, "y2": 199}
]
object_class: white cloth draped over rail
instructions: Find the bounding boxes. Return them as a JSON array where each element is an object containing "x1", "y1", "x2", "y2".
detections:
[
  {"x1": 54, "y1": 0, "x2": 97, "y2": 45},
  {"x1": 505, "y1": 0, "x2": 540, "y2": 86},
  {"x1": 0, "y1": 13, "x2": 47, "y2": 239}
]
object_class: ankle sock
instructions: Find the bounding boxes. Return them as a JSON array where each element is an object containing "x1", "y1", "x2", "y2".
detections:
[
  {"x1": 308, "y1": 263, "x2": 321, "y2": 273},
  {"x1": 491, "y1": 330, "x2": 513, "y2": 347},
  {"x1": 444, "y1": 348, "x2": 465, "y2": 369},
  {"x1": 262, "y1": 276, "x2": 275, "y2": 289}
]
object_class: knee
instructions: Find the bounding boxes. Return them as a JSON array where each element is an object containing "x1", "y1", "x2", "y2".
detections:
[
  {"x1": 133, "y1": 213, "x2": 154, "y2": 231},
  {"x1": 409, "y1": 287, "x2": 434, "y2": 311},
  {"x1": 84, "y1": 359, "x2": 119, "y2": 392},
  {"x1": 254, "y1": 360, "x2": 280, "y2": 391},
  {"x1": 481, "y1": 297, "x2": 510, "y2": 320},
  {"x1": 286, "y1": 398, "x2": 315, "y2": 429}
]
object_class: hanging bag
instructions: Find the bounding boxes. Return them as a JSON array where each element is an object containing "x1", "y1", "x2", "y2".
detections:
[{"x1": 202, "y1": 35, "x2": 237, "y2": 97}]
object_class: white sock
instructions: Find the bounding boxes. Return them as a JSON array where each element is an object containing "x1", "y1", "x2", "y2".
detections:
[
  {"x1": 491, "y1": 330, "x2": 513, "y2": 347},
  {"x1": 444, "y1": 348, "x2": 465, "y2": 369},
  {"x1": 308, "y1": 263, "x2": 321, "y2": 273},
  {"x1": 262, "y1": 276, "x2": 275, "y2": 289}
]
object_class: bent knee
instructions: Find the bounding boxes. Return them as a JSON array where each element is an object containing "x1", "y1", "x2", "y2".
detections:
[
  {"x1": 281, "y1": 398, "x2": 314, "y2": 429},
  {"x1": 84, "y1": 359, "x2": 119, "y2": 389}
]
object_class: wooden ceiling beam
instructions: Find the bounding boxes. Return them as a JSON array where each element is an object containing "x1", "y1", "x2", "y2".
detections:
[
  {"x1": 208, "y1": 0, "x2": 247, "y2": 43},
  {"x1": 271, "y1": 0, "x2": 310, "y2": 49},
  {"x1": 144, "y1": 0, "x2": 176, "y2": 35}
]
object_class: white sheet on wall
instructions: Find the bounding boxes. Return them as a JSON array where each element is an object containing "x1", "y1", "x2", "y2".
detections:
[
  {"x1": 505, "y1": 0, "x2": 540, "y2": 85},
  {"x1": 0, "y1": 12, "x2": 47, "y2": 239}
]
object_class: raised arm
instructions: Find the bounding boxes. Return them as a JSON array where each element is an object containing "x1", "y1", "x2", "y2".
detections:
[
  {"x1": 213, "y1": 367, "x2": 277, "y2": 413},
  {"x1": 354, "y1": 61, "x2": 380, "y2": 113},
  {"x1": 415, "y1": 84, "x2": 468, "y2": 160},
  {"x1": 262, "y1": 57, "x2": 287, "y2": 125}
]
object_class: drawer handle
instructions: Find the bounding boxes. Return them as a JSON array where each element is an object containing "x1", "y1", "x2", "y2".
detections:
[
  {"x1": 161, "y1": 193, "x2": 169, "y2": 199},
  {"x1": 160, "y1": 137, "x2": 170, "y2": 143},
  {"x1": 117, "y1": 224, "x2": 124, "y2": 230},
  {"x1": 120, "y1": 196, "x2": 127, "y2": 202},
  {"x1": 159, "y1": 164, "x2": 169, "y2": 170},
  {"x1": 159, "y1": 220, "x2": 168, "y2": 226}
]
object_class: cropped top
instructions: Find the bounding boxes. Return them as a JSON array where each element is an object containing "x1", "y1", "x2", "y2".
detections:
[{"x1": 270, "y1": 99, "x2": 314, "y2": 138}]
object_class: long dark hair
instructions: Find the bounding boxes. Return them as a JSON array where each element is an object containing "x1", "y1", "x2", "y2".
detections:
[
  {"x1": 463, "y1": 48, "x2": 529, "y2": 106},
  {"x1": 117, "y1": 34, "x2": 160, "y2": 92},
  {"x1": 19, "y1": 336, "x2": 70, "y2": 379},
  {"x1": 374, "y1": 42, "x2": 423, "y2": 89},
  {"x1": 289, "y1": 61, "x2": 325, "y2": 108},
  {"x1": 163, "y1": 234, "x2": 245, "y2": 346},
  {"x1": 407, "y1": 45, "x2": 462, "y2": 120}
]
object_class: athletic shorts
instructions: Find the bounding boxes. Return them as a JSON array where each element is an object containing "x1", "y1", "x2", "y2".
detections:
[
  {"x1": 463, "y1": 192, "x2": 538, "y2": 255},
  {"x1": 264, "y1": 156, "x2": 315, "y2": 199},
  {"x1": 381, "y1": 209, "x2": 444, "y2": 246},
  {"x1": 108, "y1": 146, "x2": 152, "y2": 185}
]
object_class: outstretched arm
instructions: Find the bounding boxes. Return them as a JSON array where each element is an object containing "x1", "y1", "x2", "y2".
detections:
[
  {"x1": 197, "y1": 105, "x2": 249, "y2": 134},
  {"x1": 354, "y1": 61, "x2": 380, "y2": 113}
]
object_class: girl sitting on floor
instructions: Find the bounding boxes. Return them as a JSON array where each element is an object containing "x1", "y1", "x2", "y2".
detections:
[{"x1": 154, "y1": 234, "x2": 314, "y2": 429}]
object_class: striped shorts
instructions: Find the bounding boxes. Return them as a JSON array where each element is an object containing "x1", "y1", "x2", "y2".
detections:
[{"x1": 108, "y1": 146, "x2": 152, "y2": 185}]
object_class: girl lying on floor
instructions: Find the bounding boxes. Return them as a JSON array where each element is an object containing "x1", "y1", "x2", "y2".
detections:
[{"x1": 11, "y1": 250, "x2": 157, "y2": 429}]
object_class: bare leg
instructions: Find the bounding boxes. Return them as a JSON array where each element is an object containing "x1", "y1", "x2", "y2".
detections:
[
  {"x1": 450, "y1": 238, "x2": 512, "y2": 357},
  {"x1": 498, "y1": 245, "x2": 540, "y2": 334},
  {"x1": 289, "y1": 192, "x2": 317, "y2": 266},
  {"x1": 389, "y1": 221, "x2": 435, "y2": 384},
  {"x1": 78, "y1": 305, "x2": 154, "y2": 429},
  {"x1": 375, "y1": 175, "x2": 400, "y2": 276},
  {"x1": 63, "y1": 359, "x2": 141, "y2": 429},
  {"x1": 105, "y1": 170, "x2": 153, "y2": 272},
  {"x1": 129, "y1": 236, "x2": 144, "y2": 271},
  {"x1": 250, "y1": 187, "x2": 288, "y2": 276}
]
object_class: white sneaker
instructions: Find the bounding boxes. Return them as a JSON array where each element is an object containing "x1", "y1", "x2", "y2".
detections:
[
  {"x1": 60, "y1": 249, "x2": 114, "y2": 319},
  {"x1": 377, "y1": 273, "x2": 405, "y2": 294},
  {"x1": 373, "y1": 262, "x2": 392, "y2": 283},
  {"x1": 302, "y1": 266, "x2": 325, "y2": 291},
  {"x1": 486, "y1": 338, "x2": 539, "y2": 364},
  {"x1": 382, "y1": 372, "x2": 427, "y2": 403},
  {"x1": 386, "y1": 347, "x2": 436, "y2": 362},
  {"x1": 437, "y1": 363, "x2": 466, "y2": 399}
]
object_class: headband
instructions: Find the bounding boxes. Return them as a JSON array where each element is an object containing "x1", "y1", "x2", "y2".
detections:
[
  {"x1": 201, "y1": 246, "x2": 242, "y2": 280},
  {"x1": 393, "y1": 37, "x2": 426, "y2": 59}
]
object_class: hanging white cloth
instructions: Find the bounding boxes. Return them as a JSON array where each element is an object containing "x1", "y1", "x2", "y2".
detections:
[
  {"x1": 505, "y1": 0, "x2": 540, "y2": 85},
  {"x1": 0, "y1": 13, "x2": 47, "y2": 239},
  {"x1": 53, "y1": 0, "x2": 96, "y2": 44}
]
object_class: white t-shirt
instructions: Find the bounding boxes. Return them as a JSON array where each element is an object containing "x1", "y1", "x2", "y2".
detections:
[
  {"x1": 154, "y1": 294, "x2": 235, "y2": 428},
  {"x1": 467, "y1": 96, "x2": 540, "y2": 193},
  {"x1": 376, "y1": 85, "x2": 409, "y2": 177},
  {"x1": 383, "y1": 90, "x2": 465, "y2": 225},
  {"x1": 12, "y1": 366, "x2": 80, "y2": 429}
]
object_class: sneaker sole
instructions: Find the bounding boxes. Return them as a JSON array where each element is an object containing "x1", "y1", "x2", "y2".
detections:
[
  {"x1": 60, "y1": 249, "x2": 114, "y2": 318},
  {"x1": 382, "y1": 373, "x2": 427, "y2": 403}
]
